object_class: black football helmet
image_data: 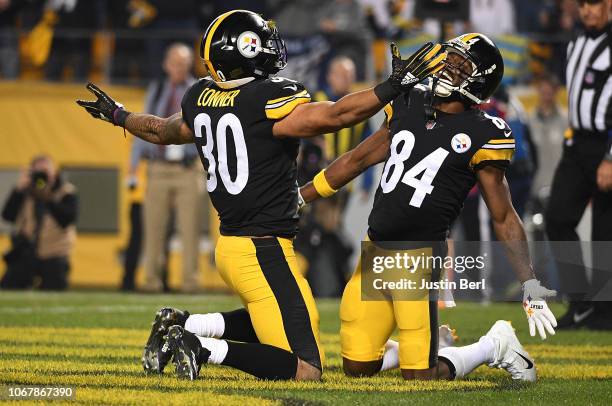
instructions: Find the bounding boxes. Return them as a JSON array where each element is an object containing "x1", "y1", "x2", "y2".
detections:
[
  {"x1": 433, "y1": 33, "x2": 504, "y2": 105},
  {"x1": 200, "y1": 10, "x2": 287, "y2": 82}
]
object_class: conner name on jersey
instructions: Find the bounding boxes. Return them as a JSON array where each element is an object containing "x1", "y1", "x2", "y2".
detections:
[{"x1": 197, "y1": 88, "x2": 241, "y2": 108}]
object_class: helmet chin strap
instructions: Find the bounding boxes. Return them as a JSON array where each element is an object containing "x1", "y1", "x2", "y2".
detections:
[{"x1": 433, "y1": 79, "x2": 484, "y2": 105}]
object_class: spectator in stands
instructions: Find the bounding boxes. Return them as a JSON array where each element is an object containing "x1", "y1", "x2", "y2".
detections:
[
  {"x1": 0, "y1": 0, "x2": 31, "y2": 79},
  {"x1": 1, "y1": 155, "x2": 77, "y2": 290},
  {"x1": 44, "y1": 0, "x2": 100, "y2": 81},
  {"x1": 513, "y1": 0, "x2": 559, "y2": 33},
  {"x1": 318, "y1": 0, "x2": 371, "y2": 81},
  {"x1": 482, "y1": 86, "x2": 538, "y2": 218},
  {"x1": 271, "y1": 0, "x2": 327, "y2": 37},
  {"x1": 107, "y1": 0, "x2": 152, "y2": 85},
  {"x1": 143, "y1": 0, "x2": 199, "y2": 79},
  {"x1": 481, "y1": 87, "x2": 538, "y2": 299},
  {"x1": 529, "y1": 75, "x2": 567, "y2": 195},
  {"x1": 527, "y1": 74, "x2": 567, "y2": 296},
  {"x1": 559, "y1": 0, "x2": 581, "y2": 32},
  {"x1": 270, "y1": 0, "x2": 330, "y2": 90},
  {"x1": 131, "y1": 43, "x2": 202, "y2": 293},
  {"x1": 296, "y1": 56, "x2": 373, "y2": 298},
  {"x1": 314, "y1": 56, "x2": 374, "y2": 201},
  {"x1": 469, "y1": 0, "x2": 516, "y2": 36}
]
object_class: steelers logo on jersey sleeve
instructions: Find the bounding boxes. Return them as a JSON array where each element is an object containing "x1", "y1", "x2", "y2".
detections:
[
  {"x1": 451, "y1": 133, "x2": 472, "y2": 153},
  {"x1": 237, "y1": 31, "x2": 261, "y2": 58}
]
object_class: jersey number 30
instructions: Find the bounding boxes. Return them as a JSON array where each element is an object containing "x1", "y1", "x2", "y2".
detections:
[
  {"x1": 380, "y1": 130, "x2": 449, "y2": 207},
  {"x1": 194, "y1": 112, "x2": 249, "y2": 194}
]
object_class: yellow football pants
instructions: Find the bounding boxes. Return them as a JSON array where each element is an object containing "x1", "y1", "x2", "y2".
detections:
[{"x1": 215, "y1": 235, "x2": 324, "y2": 370}]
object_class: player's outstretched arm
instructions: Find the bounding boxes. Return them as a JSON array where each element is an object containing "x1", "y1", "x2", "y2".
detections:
[
  {"x1": 273, "y1": 43, "x2": 446, "y2": 138},
  {"x1": 300, "y1": 124, "x2": 390, "y2": 203},
  {"x1": 478, "y1": 166, "x2": 557, "y2": 339},
  {"x1": 123, "y1": 112, "x2": 194, "y2": 145},
  {"x1": 76, "y1": 83, "x2": 194, "y2": 145}
]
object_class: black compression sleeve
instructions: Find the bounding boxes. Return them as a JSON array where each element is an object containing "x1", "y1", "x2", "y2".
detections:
[
  {"x1": 221, "y1": 341, "x2": 298, "y2": 380},
  {"x1": 220, "y1": 308, "x2": 259, "y2": 343}
]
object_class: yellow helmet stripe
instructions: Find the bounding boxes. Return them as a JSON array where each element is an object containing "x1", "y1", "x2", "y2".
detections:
[
  {"x1": 204, "y1": 10, "x2": 240, "y2": 61},
  {"x1": 203, "y1": 9, "x2": 244, "y2": 81},
  {"x1": 461, "y1": 33, "x2": 480, "y2": 43}
]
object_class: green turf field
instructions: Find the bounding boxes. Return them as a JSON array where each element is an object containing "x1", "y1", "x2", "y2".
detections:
[{"x1": 0, "y1": 291, "x2": 610, "y2": 405}]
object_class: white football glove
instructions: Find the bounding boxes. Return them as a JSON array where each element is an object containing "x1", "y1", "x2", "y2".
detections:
[{"x1": 522, "y1": 278, "x2": 557, "y2": 340}]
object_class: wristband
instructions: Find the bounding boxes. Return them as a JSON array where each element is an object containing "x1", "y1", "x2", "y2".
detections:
[
  {"x1": 373, "y1": 81, "x2": 400, "y2": 104},
  {"x1": 113, "y1": 108, "x2": 131, "y2": 127},
  {"x1": 313, "y1": 170, "x2": 337, "y2": 198}
]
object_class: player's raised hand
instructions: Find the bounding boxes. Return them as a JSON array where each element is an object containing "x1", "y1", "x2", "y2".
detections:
[
  {"x1": 76, "y1": 82, "x2": 129, "y2": 126},
  {"x1": 522, "y1": 279, "x2": 558, "y2": 340},
  {"x1": 387, "y1": 42, "x2": 447, "y2": 92}
]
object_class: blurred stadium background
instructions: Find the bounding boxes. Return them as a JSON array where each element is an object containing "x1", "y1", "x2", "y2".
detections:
[{"x1": 0, "y1": 0, "x2": 595, "y2": 293}]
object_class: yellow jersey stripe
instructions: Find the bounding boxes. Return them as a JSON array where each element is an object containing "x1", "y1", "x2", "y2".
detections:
[
  {"x1": 266, "y1": 90, "x2": 309, "y2": 105},
  {"x1": 265, "y1": 96, "x2": 311, "y2": 119},
  {"x1": 470, "y1": 148, "x2": 514, "y2": 167},
  {"x1": 383, "y1": 103, "x2": 393, "y2": 125},
  {"x1": 488, "y1": 139, "x2": 515, "y2": 145},
  {"x1": 482, "y1": 144, "x2": 515, "y2": 150}
]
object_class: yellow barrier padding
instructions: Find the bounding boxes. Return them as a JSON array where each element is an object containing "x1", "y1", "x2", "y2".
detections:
[{"x1": 0, "y1": 81, "x2": 226, "y2": 290}]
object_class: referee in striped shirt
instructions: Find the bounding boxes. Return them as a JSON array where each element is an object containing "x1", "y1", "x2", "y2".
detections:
[{"x1": 546, "y1": 0, "x2": 612, "y2": 330}]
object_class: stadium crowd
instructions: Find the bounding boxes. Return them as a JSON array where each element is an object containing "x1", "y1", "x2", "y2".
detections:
[
  {"x1": 0, "y1": 0, "x2": 583, "y2": 84},
  {"x1": 0, "y1": 1, "x2": 610, "y2": 331}
]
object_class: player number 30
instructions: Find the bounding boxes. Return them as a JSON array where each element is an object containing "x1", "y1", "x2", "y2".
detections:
[
  {"x1": 194, "y1": 112, "x2": 249, "y2": 194},
  {"x1": 380, "y1": 130, "x2": 449, "y2": 207}
]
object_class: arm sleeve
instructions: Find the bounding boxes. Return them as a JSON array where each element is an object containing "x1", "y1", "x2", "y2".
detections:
[
  {"x1": 1, "y1": 189, "x2": 26, "y2": 223},
  {"x1": 470, "y1": 131, "x2": 516, "y2": 172},
  {"x1": 46, "y1": 193, "x2": 78, "y2": 228},
  {"x1": 264, "y1": 80, "x2": 311, "y2": 120}
]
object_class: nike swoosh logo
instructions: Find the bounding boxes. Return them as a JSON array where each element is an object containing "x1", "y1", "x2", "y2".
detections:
[
  {"x1": 514, "y1": 351, "x2": 534, "y2": 369},
  {"x1": 504, "y1": 130, "x2": 512, "y2": 137},
  {"x1": 573, "y1": 307, "x2": 594, "y2": 324},
  {"x1": 284, "y1": 84, "x2": 298, "y2": 91}
]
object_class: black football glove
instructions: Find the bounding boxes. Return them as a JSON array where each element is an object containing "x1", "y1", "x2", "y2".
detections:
[
  {"x1": 390, "y1": 42, "x2": 446, "y2": 89},
  {"x1": 375, "y1": 42, "x2": 447, "y2": 103},
  {"x1": 76, "y1": 82, "x2": 130, "y2": 126}
]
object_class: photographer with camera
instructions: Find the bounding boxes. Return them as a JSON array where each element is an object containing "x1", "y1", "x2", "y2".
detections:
[{"x1": 1, "y1": 155, "x2": 77, "y2": 290}]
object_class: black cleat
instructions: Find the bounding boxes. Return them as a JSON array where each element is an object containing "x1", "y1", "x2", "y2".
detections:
[
  {"x1": 556, "y1": 301, "x2": 595, "y2": 330},
  {"x1": 142, "y1": 307, "x2": 190, "y2": 374},
  {"x1": 166, "y1": 325, "x2": 211, "y2": 380}
]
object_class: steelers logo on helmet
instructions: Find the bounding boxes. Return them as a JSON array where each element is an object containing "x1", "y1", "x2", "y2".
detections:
[
  {"x1": 451, "y1": 133, "x2": 472, "y2": 154},
  {"x1": 237, "y1": 31, "x2": 261, "y2": 59}
]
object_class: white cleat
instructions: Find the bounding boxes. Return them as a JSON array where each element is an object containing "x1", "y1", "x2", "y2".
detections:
[
  {"x1": 438, "y1": 325, "x2": 458, "y2": 350},
  {"x1": 485, "y1": 320, "x2": 537, "y2": 382}
]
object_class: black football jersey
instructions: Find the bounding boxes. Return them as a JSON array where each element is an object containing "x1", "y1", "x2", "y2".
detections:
[
  {"x1": 368, "y1": 87, "x2": 515, "y2": 242},
  {"x1": 181, "y1": 76, "x2": 311, "y2": 237}
]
